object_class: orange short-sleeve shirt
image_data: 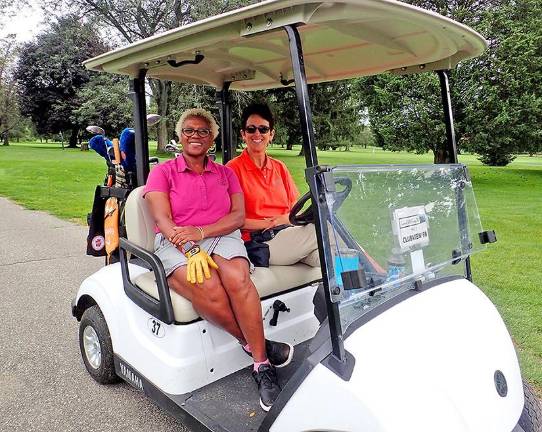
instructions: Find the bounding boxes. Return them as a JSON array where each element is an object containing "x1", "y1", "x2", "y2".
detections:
[{"x1": 227, "y1": 149, "x2": 299, "y2": 241}]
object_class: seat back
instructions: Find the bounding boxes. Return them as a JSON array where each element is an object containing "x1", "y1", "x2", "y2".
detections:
[{"x1": 124, "y1": 186, "x2": 155, "y2": 251}]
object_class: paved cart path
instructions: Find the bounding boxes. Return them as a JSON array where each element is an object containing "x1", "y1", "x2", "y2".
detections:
[{"x1": 0, "y1": 197, "x2": 187, "y2": 432}]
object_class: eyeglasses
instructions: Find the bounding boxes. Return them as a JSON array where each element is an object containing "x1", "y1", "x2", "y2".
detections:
[
  {"x1": 244, "y1": 125, "x2": 271, "y2": 134},
  {"x1": 182, "y1": 128, "x2": 211, "y2": 138}
]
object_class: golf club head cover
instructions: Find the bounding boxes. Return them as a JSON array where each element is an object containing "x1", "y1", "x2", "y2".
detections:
[
  {"x1": 184, "y1": 244, "x2": 219, "y2": 284},
  {"x1": 89, "y1": 135, "x2": 113, "y2": 161},
  {"x1": 119, "y1": 128, "x2": 136, "y2": 172}
]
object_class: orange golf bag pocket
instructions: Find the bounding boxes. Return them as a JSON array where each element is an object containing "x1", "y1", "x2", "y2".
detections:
[{"x1": 104, "y1": 196, "x2": 120, "y2": 263}]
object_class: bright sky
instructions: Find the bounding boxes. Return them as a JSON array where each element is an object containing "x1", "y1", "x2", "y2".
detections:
[{"x1": 1, "y1": 2, "x2": 45, "y2": 42}]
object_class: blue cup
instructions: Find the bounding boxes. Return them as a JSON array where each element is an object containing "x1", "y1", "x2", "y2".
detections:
[{"x1": 334, "y1": 252, "x2": 360, "y2": 287}]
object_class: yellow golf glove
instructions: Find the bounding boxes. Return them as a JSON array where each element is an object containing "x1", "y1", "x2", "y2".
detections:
[{"x1": 184, "y1": 244, "x2": 219, "y2": 284}]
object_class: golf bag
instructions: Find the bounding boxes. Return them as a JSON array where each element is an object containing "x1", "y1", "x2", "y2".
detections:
[{"x1": 86, "y1": 134, "x2": 135, "y2": 260}]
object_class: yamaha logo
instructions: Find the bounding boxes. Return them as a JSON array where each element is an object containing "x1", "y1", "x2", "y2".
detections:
[{"x1": 119, "y1": 362, "x2": 144, "y2": 391}]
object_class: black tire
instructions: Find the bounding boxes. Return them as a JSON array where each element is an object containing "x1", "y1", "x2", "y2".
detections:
[
  {"x1": 79, "y1": 305, "x2": 120, "y2": 384},
  {"x1": 519, "y1": 381, "x2": 542, "y2": 432}
]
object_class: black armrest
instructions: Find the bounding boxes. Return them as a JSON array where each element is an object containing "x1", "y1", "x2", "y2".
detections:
[{"x1": 119, "y1": 237, "x2": 175, "y2": 324}]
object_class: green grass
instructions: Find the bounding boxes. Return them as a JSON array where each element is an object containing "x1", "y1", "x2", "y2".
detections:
[{"x1": 1, "y1": 141, "x2": 541, "y2": 395}]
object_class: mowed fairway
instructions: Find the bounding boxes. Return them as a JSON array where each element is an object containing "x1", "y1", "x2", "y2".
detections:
[{"x1": 1, "y1": 142, "x2": 541, "y2": 395}]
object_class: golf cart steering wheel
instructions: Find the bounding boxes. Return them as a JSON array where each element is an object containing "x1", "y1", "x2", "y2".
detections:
[{"x1": 289, "y1": 176, "x2": 352, "y2": 226}]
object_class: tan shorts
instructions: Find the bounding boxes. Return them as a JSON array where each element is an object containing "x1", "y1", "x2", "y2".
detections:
[{"x1": 154, "y1": 229, "x2": 249, "y2": 276}]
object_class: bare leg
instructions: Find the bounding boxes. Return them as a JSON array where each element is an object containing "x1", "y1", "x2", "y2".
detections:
[
  {"x1": 167, "y1": 266, "x2": 246, "y2": 343},
  {"x1": 212, "y1": 256, "x2": 266, "y2": 362}
]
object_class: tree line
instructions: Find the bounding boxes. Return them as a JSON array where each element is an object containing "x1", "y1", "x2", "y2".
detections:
[{"x1": 1, "y1": 0, "x2": 540, "y2": 165}]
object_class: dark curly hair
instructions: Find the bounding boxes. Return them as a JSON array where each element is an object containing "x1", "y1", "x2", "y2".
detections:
[{"x1": 241, "y1": 102, "x2": 275, "y2": 131}]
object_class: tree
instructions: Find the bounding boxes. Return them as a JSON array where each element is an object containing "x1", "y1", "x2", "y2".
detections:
[
  {"x1": 354, "y1": 73, "x2": 449, "y2": 162},
  {"x1": 43, "y1": 0, "x2": 257, "y2": 151},
  {"x1": 0, "y1": 0, "x2": 18, "y2": 32},
  {"x1": 356, "y1": 0, "x2": 542, "y2": 165},
  {"x1": 457, "y1": 0, "x2": 542, "y2": 165},
  {"x1": 310, "y1": 81, "x2": 363, "y2": 151},
  {"x1": 15, "y1": 15, "x2": 108, "y2": 147},
  {"x1": 73, "y1": 73, "x2": 133, "y2": 138},
  {"x1": 264, "y1": 88, "x2": 302, "y2": 151},
  {"x1": 0, "y1": 36, "x2": 20, "y2": 146}
]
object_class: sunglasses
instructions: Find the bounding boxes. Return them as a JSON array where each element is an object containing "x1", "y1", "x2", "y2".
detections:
[
  {"x1": 244, "y1": 125, "x2": 271, "y2": 134},
  {"x1": 182, "y1": 128, "x2": 211, "y2": 138}
]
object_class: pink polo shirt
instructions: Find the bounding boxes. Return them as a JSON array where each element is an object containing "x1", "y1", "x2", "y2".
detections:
[{"x1": 144, "y1": 155, "x2": 242, "y2": 232}]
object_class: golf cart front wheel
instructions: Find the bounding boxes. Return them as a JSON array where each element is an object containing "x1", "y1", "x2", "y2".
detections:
[
  {"x1": 79, "y1": 305, "x2": 119, "y2": 384},
  {"x1": 519, "y1": 380, "x2": 542, "y2": 432}
]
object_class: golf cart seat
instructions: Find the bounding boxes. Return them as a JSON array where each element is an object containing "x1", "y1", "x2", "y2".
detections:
[{"x1": 122, "y1": 186, "x2": 321, "y2": 323}]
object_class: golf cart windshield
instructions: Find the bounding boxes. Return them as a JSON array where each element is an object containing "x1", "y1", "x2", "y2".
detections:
[{"x1": 324, "y1": 164, "x2": 485, "y2": 333}]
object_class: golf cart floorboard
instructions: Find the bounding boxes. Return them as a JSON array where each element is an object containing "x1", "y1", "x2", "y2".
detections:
[{"x1": 177, "y1": 340, "x2": 311, "y2": 432}]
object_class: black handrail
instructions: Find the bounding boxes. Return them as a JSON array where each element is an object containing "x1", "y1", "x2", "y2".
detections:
[{"x1": 119, "y1": 237, "x2": 175, "y2": 324}]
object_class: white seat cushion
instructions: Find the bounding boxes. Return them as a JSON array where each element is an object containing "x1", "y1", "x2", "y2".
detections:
[
  {"x1": 124, "y1": 186, "x2": 155, "y2": 251},
  {"x1": 134, "y1": 263, "x2": 321, "y2": 323}
]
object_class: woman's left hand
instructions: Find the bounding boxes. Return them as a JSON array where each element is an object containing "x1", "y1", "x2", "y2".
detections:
[
  {"x1": 168, "y1": 226, "x2": 203, "y2": 246},
  {"x1": 270, "y1": 214, "x2": 291, "y2": 227}
]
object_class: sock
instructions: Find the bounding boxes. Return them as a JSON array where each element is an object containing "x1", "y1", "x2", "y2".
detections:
[
  {"x1": 243, "y1": 343, "x2": 251, "y2": 353},
  {"x1": 253, "y1": 359, "x2": 270, "y2": 372}
]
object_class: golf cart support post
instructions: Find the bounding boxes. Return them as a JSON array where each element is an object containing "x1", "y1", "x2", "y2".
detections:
[
  {"x1": 284, "y1": 24, "x2": 347, "y2": 364},
  {"x1": 129, "y1": 71, "x2": 150, "y2": 186}
]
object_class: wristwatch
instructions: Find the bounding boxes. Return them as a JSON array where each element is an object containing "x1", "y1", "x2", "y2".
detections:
[{"x1": 180, "y1": 240, "x2": 200, "y2": 256}]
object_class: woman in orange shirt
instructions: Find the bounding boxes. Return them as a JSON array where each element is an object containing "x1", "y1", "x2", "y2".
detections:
[{"x1": 227, "y1": 103, "x2": 320, "y2": 267}]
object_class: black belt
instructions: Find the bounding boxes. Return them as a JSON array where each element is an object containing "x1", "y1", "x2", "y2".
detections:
[
  {"x1": 245, "y1": 224, "x2": 291, "y2": 267},
  {"x1": 249, "y1": 224, "x2": 290, "y2": 243}
]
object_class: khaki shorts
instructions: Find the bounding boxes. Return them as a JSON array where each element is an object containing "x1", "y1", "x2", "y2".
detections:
[{"x1": 154, "y1": 229, "x2": 250, "y2": 277}]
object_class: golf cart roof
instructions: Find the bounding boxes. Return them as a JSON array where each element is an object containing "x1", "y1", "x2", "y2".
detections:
[{"x1": 84, "y1": 0, "x2": 487, "y2": 90}]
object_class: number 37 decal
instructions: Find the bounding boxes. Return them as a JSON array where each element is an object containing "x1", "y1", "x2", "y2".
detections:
[{"x1": 147, "y1": 317, "x2": 166, "y2": 338}]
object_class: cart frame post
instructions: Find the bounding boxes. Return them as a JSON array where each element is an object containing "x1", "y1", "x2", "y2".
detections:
[
  {"x1": 437, "y1": 70, "x2": 458, "y2": 164},
  {"x1": 129, "y1": 70, "x2": 150, "y2": 187},
  {"x1": 285, "y1": 24, "x2": 346, "y2": 363},
  {"x1": 437, "y1": 69, "x2": 472, "y2": 281},
  {"x1": 216, "y1": 82, "x2": 234, "y2": 164}
]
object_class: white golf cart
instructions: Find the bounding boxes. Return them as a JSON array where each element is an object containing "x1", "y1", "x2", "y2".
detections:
[{"x1": 72, "y1": 0, "x2": 541, "y2": 431}]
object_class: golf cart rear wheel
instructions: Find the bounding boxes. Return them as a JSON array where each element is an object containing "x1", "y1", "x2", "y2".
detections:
[
  {"x1": 519, "y1": 380, "x2": 542, "y2": 432},
  {"x1": 79, "y1": 305, "x2": 119, "y2": 384}
]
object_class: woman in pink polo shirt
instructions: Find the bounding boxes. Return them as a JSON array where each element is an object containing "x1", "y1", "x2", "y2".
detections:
[{"x1": 144, "y1": 108, "x2": 291, "y2": 412}]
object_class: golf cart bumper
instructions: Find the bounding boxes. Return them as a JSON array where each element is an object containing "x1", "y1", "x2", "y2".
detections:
[{"x1": 269, "y1": 278, "x2": 524, "y2": 432}]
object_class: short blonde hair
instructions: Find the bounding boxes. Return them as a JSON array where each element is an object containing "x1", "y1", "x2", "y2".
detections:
[{"x1": 175, "y1": 108, "x2": 220, "y2": 141}]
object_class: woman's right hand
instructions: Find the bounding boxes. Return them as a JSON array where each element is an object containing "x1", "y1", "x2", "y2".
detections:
[{"x1": 168, "y1": 225, "x2": 202, "y2": 246}]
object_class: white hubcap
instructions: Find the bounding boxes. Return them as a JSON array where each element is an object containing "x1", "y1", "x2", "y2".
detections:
[{"x1": 83, "y1": 326, "x2": 102, "y2": 369}]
